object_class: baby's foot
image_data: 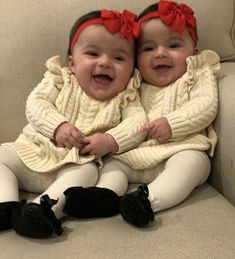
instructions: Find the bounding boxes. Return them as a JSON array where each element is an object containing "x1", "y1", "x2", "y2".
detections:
[
  {"x1": 120, "y1": 184, "x2": 154, "y2": 227},
  {"x1": 12, "y1": 195, "x2": 63, "y2": 238},
  {"x1": 63, "y1": 186, "x2": 120, "y2": 218},
  {"x1": 0, "y1": 201, "x2": 19, "y2": 231}
]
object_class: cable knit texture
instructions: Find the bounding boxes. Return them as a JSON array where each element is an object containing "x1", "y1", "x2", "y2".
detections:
[
  {"x1": 4, "y1": 56, "x2": 147, "y2": 172},
  {"x1": 113, "y1": 50, "x2": 220, "y2": 169}
]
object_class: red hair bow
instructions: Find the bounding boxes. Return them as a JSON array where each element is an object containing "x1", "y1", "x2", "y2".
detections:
[
  {"x1": 70, "y1": 9, "x2": 139, "y2": 50},
  {"x1": 158, "y1": 1, "x2": 196, "y2": 42},
  {"x1": 101, "y1": 9, "x2": 140, "y2": 42},
  {"x1": 139, "y1": 0, "x2": 197, "y2": 44}
]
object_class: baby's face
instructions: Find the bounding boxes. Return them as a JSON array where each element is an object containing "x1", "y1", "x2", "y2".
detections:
[
  {"x1": 137, "y1": 18, "x2": 197, "y2": 87},
  {"x1": 69, "y1": 24, "x2": 135, "y2": 101}
]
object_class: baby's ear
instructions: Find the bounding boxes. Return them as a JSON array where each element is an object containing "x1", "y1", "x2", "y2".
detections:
[{"x1": 68, "y1": 55, "x2": 75, "y2": 73}]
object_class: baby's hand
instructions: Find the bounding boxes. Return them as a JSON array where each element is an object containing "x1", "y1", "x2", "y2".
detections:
[
  {"x1": 142, "y1": 117, "x2": 172, "y2": 144},
  {"x1": 54, "y1": 122, "x2": 85, "y2": 149},
  {"x1": 79, "y1": 133, "x2": 118, "y2": 159}
]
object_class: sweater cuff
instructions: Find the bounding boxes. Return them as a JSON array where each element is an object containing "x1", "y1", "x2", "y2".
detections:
[
  {"x1": 106, "y1": 128, "x2": 135, "y2": 154},
  {"x1": 165, "y1": 113, "x2": 190, "y2": 139},
  {"x1": 37, "y1": 115, "x2": 67, "y2": 139}
]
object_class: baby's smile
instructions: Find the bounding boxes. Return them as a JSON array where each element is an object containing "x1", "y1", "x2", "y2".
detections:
[{"x1": 93, "y1": 74, "x2": 113, "y2": 85}]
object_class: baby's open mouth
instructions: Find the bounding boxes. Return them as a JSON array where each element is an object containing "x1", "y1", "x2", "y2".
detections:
[
  {"x1": 93, "y1": 74, "x2": 113, "y2": 84},
  {"x1": 155, "y1": 65, "x2": 171, "y2": 69}
]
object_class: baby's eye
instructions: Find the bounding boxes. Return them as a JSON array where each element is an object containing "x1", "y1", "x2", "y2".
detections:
[
  {"x1": 85, "y1": 51, "x2": 98, "y2": 57},
  {"x1": 169, "y1": 42, "x2": 181, "y2": 48},
  {"x1": 143, "y1": 46, "x2": 154, "y2": 52},
  {"x1": 114, "y1": 56, "x2": 125, "y2": 61}
]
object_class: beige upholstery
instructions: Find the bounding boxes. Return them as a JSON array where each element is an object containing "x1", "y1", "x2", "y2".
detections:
[{"x1": 0, "y1": 0, "x2": 235, "y2": 258}]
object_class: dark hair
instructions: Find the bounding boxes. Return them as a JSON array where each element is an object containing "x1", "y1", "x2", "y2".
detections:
[
  {"x1": 67, "y1": 10, "x2": 101, "y2": 56},
  {"x1": 138, "y1": 3, "x2": 157, "y2": 21},
  {"x1": 137, "y1": 2, "x2": 198, "y2": 46}
]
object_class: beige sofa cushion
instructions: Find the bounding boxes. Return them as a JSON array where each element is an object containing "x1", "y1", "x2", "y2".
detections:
[
  {"x1": 180, "y1": 0, "x2": 235, "y2": 61},
  {"x1": 0, "y1": 184, "x2": 234, "y2": 259},
  {"x1": 0, "y1": 0, "x2": 234, "y2": 143}
]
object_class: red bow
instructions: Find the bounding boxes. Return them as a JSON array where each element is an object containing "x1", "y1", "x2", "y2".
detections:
[
  {"x1": 70, "y1": 10, "x2": 139, "y2": 50},
  {"x1": 101, "y1": 9, "x2": 140, "y2": 42},
  {"x1": 139, "y1": 0, "x2": 197, "y2": 44},
  {"x1": 158, "y1": 1, "x2": 196, "y2": 42}
]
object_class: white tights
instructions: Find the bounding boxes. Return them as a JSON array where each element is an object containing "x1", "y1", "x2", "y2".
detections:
[
  {"x1": 97, "y1": 150, "x2": 210, "y2": 212},
  {"x1": 0, "y1": 146, "x2": 98, "y2": 218}
]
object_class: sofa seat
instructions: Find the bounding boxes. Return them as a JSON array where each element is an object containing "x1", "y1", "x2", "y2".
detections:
[{"x1": 0, "y1": 183, "x2": 234, "y2": 259}]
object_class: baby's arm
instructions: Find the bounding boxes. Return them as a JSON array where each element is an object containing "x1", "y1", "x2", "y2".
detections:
[
  {"x1": 105, "y1": 97, "x2": 148, "y2": 154},
  {"x1": 165, "y1": 66, "x2": 218, "y2": 141},
  {"x1": 25, "y1": 57, "x2": 85, "y2": 146},
  {"x1": 80, "y1": 96, "x2": 147, "y2": 158},
  {"x1": 26, "y1": 73, "x2": 68, "y2": 140}
]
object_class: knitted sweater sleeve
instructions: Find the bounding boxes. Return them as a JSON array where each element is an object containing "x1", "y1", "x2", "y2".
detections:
[
  {"x1": 25, "y1": 56, "x2": 68, "y2": 139},
  {"x1": 106, "y1": 95, "x2": 148, "y2": 154},
  {"x1": 165, "y1": 50, "x2": 220, "y2": 140}
]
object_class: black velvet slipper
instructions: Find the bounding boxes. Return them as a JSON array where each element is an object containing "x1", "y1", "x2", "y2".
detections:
[
  {"x1": 120, "y1": 184, "x2": 154, "y2": 227},
  {"x1": 63, "y1": 186, "x2": 120, "y2": 218},
  {"x1": 12, "y1": 194, "x2": 63, "y2": 238},
  {"x1": 0, "y1": 201, "x2": 19, "y2": 231}
]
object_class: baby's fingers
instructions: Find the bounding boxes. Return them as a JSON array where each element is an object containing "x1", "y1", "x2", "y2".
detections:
[
  {"x1": 140, "y1": 123, "x2": 151, "y2": 133},
  {"x1": 68, "y1": 136, "x2": 84, "y2": 149},
  {"x1": 79, "y1": 144, "x2": 92, "y2": 155},
  {"x1": 80, "y1": 137, "x2": 90, "y2": 145},
  {"x1": 72, "y1": 129, "x2": 84, "y2": 139}
]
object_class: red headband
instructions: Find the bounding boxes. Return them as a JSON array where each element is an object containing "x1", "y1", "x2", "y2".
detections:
[
  {"x1": 139, "y1": 0, "x2": 197, "y2": 44},
  {"x1": 70, "y1": 9, "x2": 140, "y2": 50}
]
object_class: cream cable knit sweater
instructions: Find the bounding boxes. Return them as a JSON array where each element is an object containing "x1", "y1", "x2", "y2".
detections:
[
  {"x1": 114, "y1": 50, "x2": 220, "y2": 169},
  {"x1": 5, "y1": 56, "x2": 147, "y2": 172}
]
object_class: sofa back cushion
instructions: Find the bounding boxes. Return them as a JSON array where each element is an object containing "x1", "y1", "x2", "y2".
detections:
[
  {"x1": 0, "y1": 0, "x2": 235, "y2": 142},
  {"x1": 180, "y1": 0, "x2": 235, "y2": 61}
]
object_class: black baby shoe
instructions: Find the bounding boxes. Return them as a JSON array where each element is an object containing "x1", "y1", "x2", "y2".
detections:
[
  {"x1": 0, "y1": 201, "x2": 19, "y2": 231},
  {"x1": 63, "y1": 186, "x2": 120, "y2": 218},
  {"x1": 120, "y1": 184, "x2": 154, "y2": 227},
  {"x1": 12, "y1": 194, "x2": 63, "y2": 238}
]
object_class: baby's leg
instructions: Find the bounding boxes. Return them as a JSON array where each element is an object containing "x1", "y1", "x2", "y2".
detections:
[
  {"x1": 119, "y1": 150, "x2": 210, "y2": 227},
  {"x1": 0, "y1": 164, "x2": 19, "y2": 202},
  {"x1": 0, "y1": 145, "x2": 54, "y2": 194},
  {"x1": 148, "y1": 150, "x2": 210, "y2": 212},
  {"x1": 33, "y1": 162, "x2": 98, "y2": 219},
  {"x1": 12, "y1": 162, "x2": 98, "y2": 238},
  {"x1": 63, "y1": 157, "x2": 127, "y2": 219},
  {"x1": 96, "y1": 156, "x2": 130, "y2": 196},
  {"x1": 0, "y1": 145, "x2": 31, "y2": 202},
  {"x1": 0, "y1": 145, "x2": 31, "y2": 230}
]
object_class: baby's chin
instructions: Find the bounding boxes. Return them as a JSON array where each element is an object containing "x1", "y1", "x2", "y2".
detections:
[
  {"x1": 143, "y1": 74, "x2": 182, "y2": 87},
  {"x1": 143, "y1": 79, "x2": 171, "y2": 87}
]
